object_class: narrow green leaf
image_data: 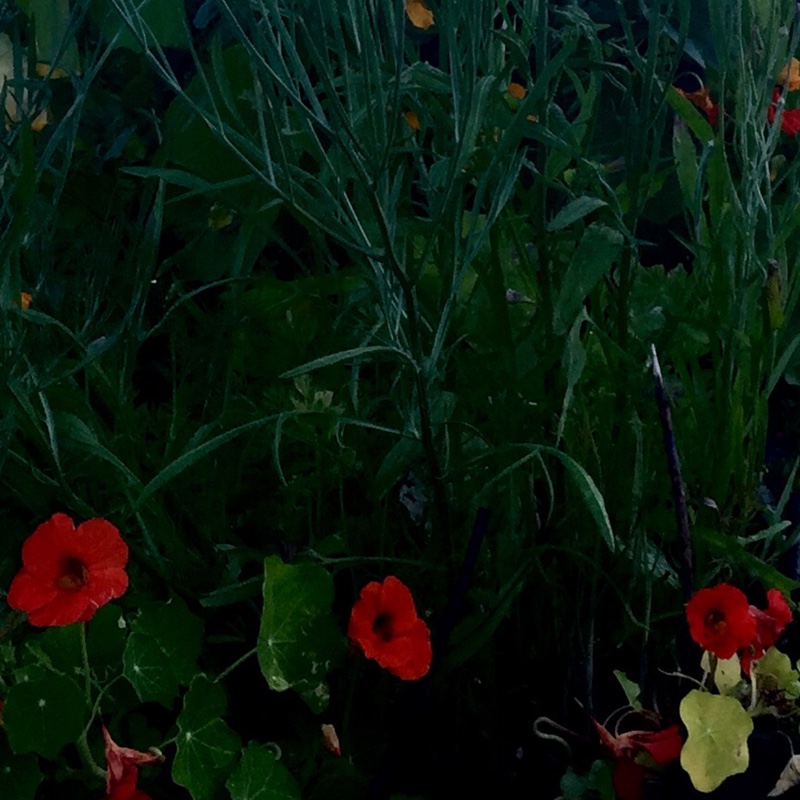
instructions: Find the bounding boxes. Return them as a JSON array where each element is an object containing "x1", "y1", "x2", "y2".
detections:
[
  {"x1": 280, "y1": 346, "x2": 415, "y2": 379},
  {"x1": 554, "y1": 224, "x2": 623, "y2": 335},
  {"x1": 539, "y1": 446, "x2": 615, "y2": 551},
  {"x1": 547, "y1": 197, "x2": 607, "y2": 232},
  {"x1": 665, "y1": 86, "x2": 714, "y2": 143},
  {"x1": 134, "y1": 416, "x2": 278, "y2": 509}
]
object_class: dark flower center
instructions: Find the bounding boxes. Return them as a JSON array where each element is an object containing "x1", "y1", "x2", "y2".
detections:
[
  {"x1": 705, "y1": 609, "x2": 726, "y2": 633},
  {"x1": 372, "y1": 612, "x2": 395, "y2": 642},
  {"x1": 57, "y1": 557, "x2": 88, "y2": 591}
]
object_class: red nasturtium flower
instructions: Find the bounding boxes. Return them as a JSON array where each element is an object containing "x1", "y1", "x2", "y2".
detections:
[
  {"x1": 593, "y1": 720, "x2": 683, "y2": 800},
  {"x1": 685, "y1": 583, "x2": 757, "y2": 660},
  {"x1": 103, "y1": 724, "x2": 163, "y2": 800},
  {"x1": 7, "y1": 513, "x2": 129, "y2": 627},
  {"x1": 348, "y1": 576, "x2": 432, "y2": 680},
  {"x1": 768, "y1": 88, "x2": 800, "y2": 137},
  {"x1": 740, "y1": 588, "x2": 793, "y2": 675}
]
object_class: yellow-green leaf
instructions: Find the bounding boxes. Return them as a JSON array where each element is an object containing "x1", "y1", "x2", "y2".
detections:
[
  {"x1": 755, "y1": 647, "x2": 800, "y2": 697},
  {"x1": 680, "y1": 690, "x2": 753, "y2": 793}
]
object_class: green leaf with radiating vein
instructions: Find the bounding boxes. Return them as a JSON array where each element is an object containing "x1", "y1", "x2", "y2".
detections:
[
  {"x1": 123, "y1": 598, "x2": 202, "y2": 706},
  {"x1": 173, "y1": 676, "x2": 241, "y2": 800},
  {"x1": 3, "y1": 676, "x2": 88, "y2": 759},
  {"x1": 227, "y1": 742, "x2": 301, "y2": 800},
  {"x1": 258, "y1": 557, "x2": 344, "y2": 713},
  {"x1": 680, "y1": 690, "x2": 752, "y2": 793},
  {"x1": 123, "y1": 634, "x2": 181, "y2": 706}
]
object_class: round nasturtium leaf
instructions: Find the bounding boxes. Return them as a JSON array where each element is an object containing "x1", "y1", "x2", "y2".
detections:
[
  {"x1": 680, "y1": 689, "x2": 753, "y2": 793},
  {"x1": 701, "y1": 651, "x2": 742, "y2": 696},
  {"x1": 22, "y1": 624, "x2": 82, "y2": 677},
  {"x1": 226, "y1": 742, "x2": 301, "y2": 800},
  {"x1": 3, "y1": 675, "x2": 88, "y2": 759},
  {"x1": 87, "y1": 604, "x2": 128, "y2": 677},
  {"x1": 0, "y1": 735, "x2": 42, "y2": 800},
  {"x1": 755, "y1": 647, "x2": 800, "y2": 697},
  {"x1": 173, "y1": 675, "x2": 240, "y2": 800},
  {"x1": 123, "y1": 597, "x2": 203, "y2": 706},
  {"x1": 258, "y1": 557, "x2": 344, "y2": 714}
]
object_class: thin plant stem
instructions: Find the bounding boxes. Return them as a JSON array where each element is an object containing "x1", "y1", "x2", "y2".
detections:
[
  {"x1": 80, "y1": 621, "x2": 92, "y2": 703},
  {"x1": 214, "y1": 646, "x2": 258, "y2": 684},
  {"x1": 77, "y1": 622, "x2": 106, "y2": 780}
]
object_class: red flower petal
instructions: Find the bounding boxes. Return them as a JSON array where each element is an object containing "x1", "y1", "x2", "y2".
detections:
[
  {"x1": 612, "y1": 758, "x2": 647, "y2": 800},
  {"x1": 740, "y1": 589, "x2": 793, "y2": 674},
  {"x1": 685, "y1": 583, "x2": 757, "y2": 659},
  {"x1": 103, "y1": 725, "x2": 162, "y2": 800},
  {"x1": 627, "y1": 725, "x2": 683, "y2": 765},
  {"x1": 7, "y1": 513, "x2": 129, "y2": 627},
  {"x1": 348, "y1": 576, "x2": 432, "y2": 680},
  {"x1": 768, "y1": 88, "x2": 800, "y2": 137}
]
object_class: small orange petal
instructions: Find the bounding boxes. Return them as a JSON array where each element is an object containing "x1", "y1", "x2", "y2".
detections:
[
  {"x1": 405, "y1": 0, "x2": 434, "y2": 29},
  {"x1": 777, "y1": 58, "x2": 800, "y2": 91},
  {"x1": 30, "y1": 110, "x2": 49, "y2": 132},
  {"x1": 507, "y1": 82, "x2": 527, "y2": 100},
  {"x1": 19, "y1": 292, "x2": 32, "y2": 309},
  {"x1": 35, "y1": 63, "x2": 68, "y2": 80},
  {"x1": 404, "y1": 110, "x2": 421, "y2": 131}
]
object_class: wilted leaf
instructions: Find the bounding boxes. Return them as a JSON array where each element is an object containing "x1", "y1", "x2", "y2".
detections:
[{"x1": 769, "y1": 754, "x2": 800, "y2": 796}]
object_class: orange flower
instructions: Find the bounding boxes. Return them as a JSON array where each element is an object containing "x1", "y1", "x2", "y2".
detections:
[
  {"x1": 675, "y1": 85, "x2": 719, "y2": 128},
  {"x1": 17, "y1": 292, "x2": 31, "y2": 309},
  {"x1": 404, "y1": 110, "x2": 421, "y2": 131},
  {"x1": 405, "y1": 0, "x2": 434, "y2": 29},
  {"x1": 505, "y1": 83, "x2": 537, "y2": 122},
  {"x1": 507, "y1": 82, "x2": 526, "y2": 100},
  {"x1": 348, "y1": 576, "x2": 432, "y2": 680},
  {"x1": 777, "y1": 58, "x2": 800, "y2": 91}
]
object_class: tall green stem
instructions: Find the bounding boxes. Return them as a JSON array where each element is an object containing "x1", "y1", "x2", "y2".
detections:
[{"x1": 77, "y1": 622, "x2": 106, "y2": 779}]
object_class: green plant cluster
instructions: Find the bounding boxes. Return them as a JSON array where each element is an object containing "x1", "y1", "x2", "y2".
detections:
[{"x1": 2, "y1": 0, "x2": 800, "y2": 798}]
